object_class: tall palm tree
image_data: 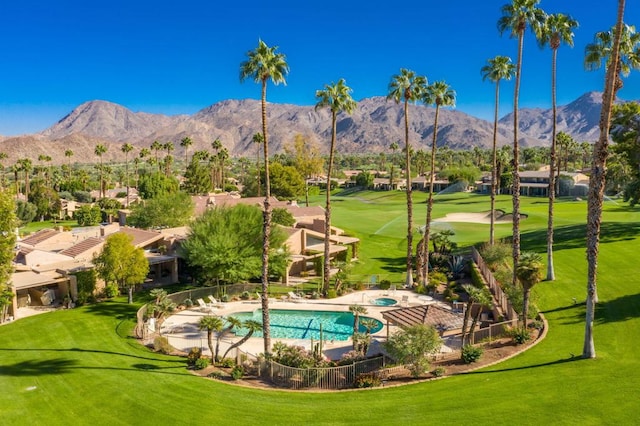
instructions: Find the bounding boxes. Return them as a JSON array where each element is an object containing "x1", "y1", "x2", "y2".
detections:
[
  {"x1": 180, "y1": 136, "x2": 193, "y2": 170},
  {"x1": 389, "y1": 141, "x2": 399, "y2": 188},
  {"x1": 538, "y1": 13, "x2": 579, "y2": 282},
  {"x1": 348, "y1": 304, "x2": 368, "y2": 336},
  {"x1": 218, "y1": 148, "x2": 229, "y2": 190},
  {"x1": 315, "y1": 79, "x2": 357, "y2": 296},
  {"x1": 252, "y1": 133, "x2": 264, "y2": 197},
  {"x1": 150, "y1": 140, "x2": 162, "y2": 172},
  {"x1": 498, "y1": 0, "x2": 546, "y2": 286},
  {"x1": 198, "y1": 315, "x2": 224, "y2": 363},
  {"x1": 222, "y1": 319, "x2": 262, "y2": 359},
  {"x1": 0, "y1": 152, "x2": 6, "y2": 190},
  {"x1": 17, "y1": 158, "x2": 33, "y2": 200},
  {"x1": 163, "y1": 142, "x2": 174, "y2": 176},
  {"x1": 64, "y1": 149, "x2": 73, "y2": 182},
  {"x1": 94, "y1": 144, "x2": 107, "y2": 198},
  {"x1": 420, "y1": 81, "x2": 456, "y2": 285},
  {"x1": 210, "y1": 138, "x2": 222, "y2": 189},
  {"x1": 387, "y1": 69, "x2": 427, "y2": 288},
  {"x1": 121, "y1": 143, "x2": 134, "y2": 207},
  {"x1": 240, "y1": 39, "x2": 289, "y2": 355},
  {"x1": 481, "y1": 55, "x2": 516, "y2": 246},
  {"x1": 584, "y1": 0, "x2": 627, "y2": 359}
]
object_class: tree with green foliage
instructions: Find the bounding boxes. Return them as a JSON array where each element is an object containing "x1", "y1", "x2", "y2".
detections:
[
  {"x1": 268, "y1": 162, "x2": 305, "y2": 200},
  {"x1": 240, "y1": 39, "x2": 289, "y2": 355},
  {"x1": 584, "y1": 2, "x2": 628, "y2": 358},
  {"x1": 271, "y1": 207, "x2": 295, "y2": 227},
  {"x1": 28, "y1": 182, "x2": 61, "y2": 221},
  {"x1": 610, "y1": 102, "x2": 640, "y2": 205},
  {"x1": 384, "y1": 324, "x2": 442, "y2": 377},
  {"x1": 75, "y1": 205, "x2": 102, "y2": 226},
  {"x1": 15, "y1": 200, "x2": 37, "y2": 226},
  {"x1": 461, "y1": 284, "x2": 494, "y2": 344},
  {"x1": 421, "y1": 80, "x2": 456, "y2": 286},
  {"x1": 97, "y1": 198, "x2": 123, "y2": 223},
  {"x1": 137, "y1": 172, "x2": 179, "y2": 199},
  {"x1": 222, "y1": 319, "x2": 262, "y2": 359},
  {"x1": 94, "y1": 144, "x2": 107, "y2": 198},
  {"x1": 316, "y1": 78, "x2": 357, "y2": 296},
  {"x1": 355, "y1": 171, "x2": 374, "y2": 189},
  {"x1": 284, "y1": 134, "x2": 324, "y2": 206},
  {"x1": 0, "y1": 191, "x2": 17, "y2": 323},
  {"x1": 181, "y1": 204, "x2": 289, "y2": 287},
  {"x1": 516, "y1": 251, "x2": 543, "y2": 327},
  {"x1": 481, "y1": 55, "x2": 516, "y2": 246},
  {"x1": 387, "y1": 69, "x2": 427, "y2": 288},
  {"x1": 198, "y1": 315, "x2": 223, "y2": 363},
  {"x1": 498, "y1": 0, "x2": 546, "y2": 287},
  {"x1": 127, "y1": 192, "x2": 194, "y2": 229},
  {"x1": 182, "y1": 151, "x2": 213, "y2": 195},
  {"x1": 180, "y1": 136, "x2": 193, "y2": 169},
  {"x1": 348, "y1": 304, "x2": 368, "y2": 337},
  {"x1": 121, "y1": 143, "x2": 134, "y2": 207},
  {"x1": 93, "y1": 233, "x2": 148, "y2": 304}
]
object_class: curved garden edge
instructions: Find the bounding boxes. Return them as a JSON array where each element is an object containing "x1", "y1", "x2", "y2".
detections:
[{"x1": 180, "y1": 313, "x2": 549, "y2": 393}]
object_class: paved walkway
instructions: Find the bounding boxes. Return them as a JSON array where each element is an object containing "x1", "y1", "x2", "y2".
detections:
[{"x1": 159, "y1": 289, "x2": 454, "y2": 361}]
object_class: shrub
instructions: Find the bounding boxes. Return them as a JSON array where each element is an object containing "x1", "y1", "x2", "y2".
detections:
[
  {"x1": 219, "y1": 358, "x2": 235, "y2": 368},
  {"x1": 326, "y1": 289, "x2": 337, "y2": 299},
  {"x1": 354, "y1": 373, "x2": 382, "y2": 388},
  {"x1": 231, "y1": 365, "x2": 244, "y2": 380},
  {"x1": 220, "y1": 294, "x2": 230, "y2": 303},
  {"x1": 508, "y1": 326, "x2": 532, "y2": 345},
  {"x1": 378, "y1": 279, "x2": 391, "y2": 290},
  {"x1": 194, "y1": 357, "x2": 210, "y2": 370},
  {"x1": 187, "y1": 347, "x2": 202, "y2": 366},
  {"x1": 183, "y1": 298, "x2": 193, "y2": 307},
  {"x1": 432, "y1": 367, "x2": 446, "y2": 377},
  {"x1": 479, "y1": 241, "x2": 511, "y2": 270},
  {"x1": 461, "y1": 345, "x2": 484, "y2": 364},
  {"x1": 240, "y1": 291, "x2": 251, "y2": 300},
  {"x1": 153, "y1": 336, "x2": 172, "y2": 354},
  {"x1": 73, "y1": 269, "x2": 97, "y2": 306},
  {"x1": 337, "y1": 350, "x2": 365, "y2": 366},
  {"x1": 104, "y1": 283, "x2": 119, "y2": 298},
  {"x1": 207, "y1": 371, "x2": 224, "y2": 380}
]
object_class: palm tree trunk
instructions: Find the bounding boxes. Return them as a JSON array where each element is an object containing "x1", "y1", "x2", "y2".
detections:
[
  {"x1": 584, "y1": 0, "x2": 626, "y2": 359},
  {"x1": 547, "y1": 48, "x2": 558, "y2": 281},
  {"x1": 511, "y1": 31, "x2": 524, "y2": 287},
  {"x1": 222, "y1": 330, "x2": 255, "y2": 359},
  {"x1": 404, "y1": 99, "x2": 414, "y2": 288},
  {"x1": 522, "y1": 286, "x2": 530, "y2": 328},
  {"x1": 260, "y1": 79, "x2": 272, "y2": 356},
  {"x1": 323, "y1": 112, "x2": 337, "y2": 296},
  {"x1": 207, "y1": 331, "x2": 215, "y2": 363},
  {"x1": 422, "y1": 105, "x2": 440, "y2": 285},
  {"x1": 256, "y1": 143, "x2": 261, "y2": 198},
  {"x1": 490, "y1": 82, "x2": 500, "y2": 246}
]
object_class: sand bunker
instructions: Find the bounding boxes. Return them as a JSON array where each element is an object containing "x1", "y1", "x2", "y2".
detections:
[{"x1": 434, "y1": 210, "x2": 523, "y2": 224}]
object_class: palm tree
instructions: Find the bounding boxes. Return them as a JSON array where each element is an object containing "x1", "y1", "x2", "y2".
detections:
[
  {"x1": 315, "y1": 79, "x2": 357, "y2": 296},
  {"x1": 64, "y1": 149, "x2": 73, "y2": 182},
  {"x1": 481, "y1": 55, "x2": 516, "y2": 246},
  {"x1": 516, "y1": 251, "x2": 543, "y2": 327},
  {"x1": 94, "y1": 144, "x2": 107, "y2": 198},
  {"x1": 538, "y1": 13, "x2": 579, "y2": 282},
  {"x1": 151, "y1": 140, "x2": 162, "y2": 172},
  {"x1": 218, "y1": 148, "x2": 230, "y2": 190},
  {"x1": 0, "y1": 152, "x2": 6, "y2": 190},
  {"x1": 222, "y1": 319, "x2": 262, "y2": 359},
  {"x1": 348, "y1": 304, "x2": 368, "y2": 336},
  {"x1": 461, "y1": 284, "x2": 494, "y2": 344},
  {"x1": 585, "y1": 23, "x2": 640, "y2": 94},
  {"x1": 210, "y1": 138, "x2": 222, "y2": 189},
  {"x1": 420, "y1": 81, "x2": 456, "y2": 285},
  {"x1": 214, "y1": 316, "x2": 241, "y2": 362},
  {"x1": 163, "y1": 142, "x2": 174, "y2": 176},
  {"x1": 389, "y1": 141, "x2": 399, "y2": 188},
  {"x1": 180, "y1": 136, "x2": 193, "y2": 169},
  {"x1": 240, "y1": 39, "x2": 289, "y2": 355},
  {"x1": 198, "y1": 315, "x2": 224, "y2": 363},
  {"x1": 498, "y1": 0, "x2": 546, "y2": 286},
  {"x1": 387, "y1": 69, "x2": 427, "y2": 288},
  {"x1": 17, "y1": 158, "x2": 33, "y2": 200},
  {"x1": 252, "y1": 133, "x2": 264, "y2": 197},
  {"x1": 121, "y1": 143, "x2": 134, "y2": 207},
  {"x1": 584, "y1": 0, "x2": 627, "y2": 359}
]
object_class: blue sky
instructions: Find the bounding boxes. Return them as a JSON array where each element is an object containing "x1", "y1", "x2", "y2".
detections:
[{"x1": 0, "y1": 0, "x2": 638, "y2": 135}]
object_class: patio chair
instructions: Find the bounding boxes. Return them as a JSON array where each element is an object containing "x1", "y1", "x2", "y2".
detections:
[
  {"x1": 196, "y1": 298, "x2": 213, "y2": 312},
  {"x1": 207, "y1": 295, "x2": 223, "y2": 308},
  {"x1": 401, "y1": 295, "x2": 409, "y2": 307},
  {"x1": 288, "y1": 291, "x2": 303, "y2": 302}
]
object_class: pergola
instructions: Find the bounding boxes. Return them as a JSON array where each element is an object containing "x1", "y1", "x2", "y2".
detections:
[{"x1": 381, "y1": 304, "x2": 465, "y2": 338}]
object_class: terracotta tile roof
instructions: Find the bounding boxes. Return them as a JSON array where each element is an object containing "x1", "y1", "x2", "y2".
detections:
[
  {"x1": 59, "y1": 237, "x2": 104, "y2": 259},
  {"x1": 382, "y1": 304, "x2": 464, "y2": 332},
  {"x1": 20, "y1": 229, "x2": 59, "y2": 246}
]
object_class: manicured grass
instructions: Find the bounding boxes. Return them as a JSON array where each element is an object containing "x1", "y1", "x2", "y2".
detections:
[{"x1": 1, "y1": 191, "x2": 638, "y2": 425}]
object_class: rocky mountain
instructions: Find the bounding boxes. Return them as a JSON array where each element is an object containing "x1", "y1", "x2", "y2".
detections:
[{"x1": 0, "y1": 91, "x2": 608, "y2": 165}]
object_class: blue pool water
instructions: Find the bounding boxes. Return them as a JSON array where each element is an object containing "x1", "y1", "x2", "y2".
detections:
[
  {"x1": 230, "y1": 309, "x2": 383, "y2": 341},
  {"x1": 371, "y1": 297, "x2": 398, "y2": 306}
]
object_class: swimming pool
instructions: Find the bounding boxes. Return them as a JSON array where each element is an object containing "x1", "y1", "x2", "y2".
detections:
[
  {"x1": 230, "y1": 309, "x2": 383, "y2": 341},
  {"x1": 371, "y1": 297, "x2": 398, "y2": 306}
]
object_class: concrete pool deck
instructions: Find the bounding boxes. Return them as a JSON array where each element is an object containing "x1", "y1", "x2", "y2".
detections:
[{"x1": 159, "y1": 289, "x2": 460, "y2": 361}]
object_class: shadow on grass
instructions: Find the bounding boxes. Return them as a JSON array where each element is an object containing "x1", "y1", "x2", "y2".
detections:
[
  {"x1": 0, "y1": 358, "x2": 78, "y2": 376},
  {"x1": 465, "y1": 354, "x2": 584, "y2": 375},
  {"x1": 595, "y1": 292, "x2": 640, "y2": 324},
  {"x1": 372, "y1": 256, "x2": 407, "y2": 273},
  {"x1": 521, "y1": 222, "x2": 640, "y2": 253},
  {"x1": 83, "y1": 300, "x2": 138, "y2": 320},
  {"x1": 0, "y1": 347, "x2": 185, "y2": 364}
]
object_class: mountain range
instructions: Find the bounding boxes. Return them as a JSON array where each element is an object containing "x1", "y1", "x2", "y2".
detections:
[{"x1": 0, "y1": 91, "x2": 608, "y2": 165}]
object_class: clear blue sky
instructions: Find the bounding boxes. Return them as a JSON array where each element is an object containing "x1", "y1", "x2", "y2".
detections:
[{"x1": 0, "y1": 0, "x2": 638, "y2": 135}]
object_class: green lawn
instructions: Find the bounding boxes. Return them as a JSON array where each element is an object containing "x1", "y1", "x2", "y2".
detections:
[{"x1": 1, "y1": 191, "x2": 638, "y2": 425}]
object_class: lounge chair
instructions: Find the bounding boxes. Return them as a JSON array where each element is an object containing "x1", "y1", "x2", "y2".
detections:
[
  {"x1": 401, "y1": 295, "x2": 409, "y2": 307},
  {"x1": 207, "y1": 295, "x2": 223, "y2": 308},
  {"x1": 288, "y1": 291, "x2": 303, "y2": 302},
  {"x1": 196, "y1": 298, "x2": 213, "y2": 312}
]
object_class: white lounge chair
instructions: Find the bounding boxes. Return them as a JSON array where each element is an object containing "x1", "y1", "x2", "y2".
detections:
[
  {"x1": 288, "y1": 291, "x2": 303, "y2": 302},
  {"x1": 207, "y1": 295, "x2": 223, "y2": 308},
  {"x1": 401, "y1": 295, "x2": 409, "y2": 307},
  {"x1": 196, "y1": 298, "x2": 213, "y2": 312}
]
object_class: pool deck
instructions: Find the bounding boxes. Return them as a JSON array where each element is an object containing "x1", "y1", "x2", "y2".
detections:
[{"x1": 160, "y1": 289, "x2": 460, "y2": 361}]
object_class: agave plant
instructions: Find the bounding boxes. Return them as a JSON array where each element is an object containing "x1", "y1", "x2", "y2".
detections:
[{"x1": 447, "y1": 255, "x2": 466, "y2": 280}]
